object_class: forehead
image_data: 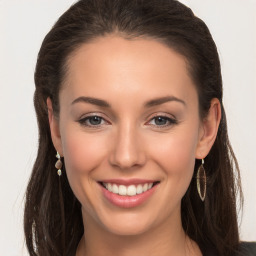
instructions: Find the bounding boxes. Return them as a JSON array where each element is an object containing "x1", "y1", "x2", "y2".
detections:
[{"x1": 61, "y1": 35, "x2": 197, "y2": 109}]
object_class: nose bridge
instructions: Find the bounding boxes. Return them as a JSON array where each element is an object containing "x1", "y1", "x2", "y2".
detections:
[{"x1": 109, "y1": 119, "x2": 146, "y2": 169}]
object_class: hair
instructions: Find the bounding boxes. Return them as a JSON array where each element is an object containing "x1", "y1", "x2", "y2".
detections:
[{"x1": 24, "y1": 0, "x2": 243, "y2": 255}]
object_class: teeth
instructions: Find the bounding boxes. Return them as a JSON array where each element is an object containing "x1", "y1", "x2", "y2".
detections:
[
  {"x1": 119, "y1": 185, "x2": 127, "y2": 196},
  {"x1": 102, "y1": 182, "x2": 155, "y2": 196},
  {"x1": 127, "y1": 185, "x2": 136, "y2": 196},
  {"x1": 112, "y1": 184, "x2": 118, "y2": 194},
  {"x1": 136, "y1": 184, "x2": 143, "y2": 194},
  {"x1": 143, "y1": 183, "x2": 148, "y2": 192},
  {"x1": 107, "y1": 183, "x2": 112, "y2": 192}
]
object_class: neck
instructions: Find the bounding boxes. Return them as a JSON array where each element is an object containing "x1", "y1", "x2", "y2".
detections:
[{"x1": 76, "y1": 207, "x2": 201, "y2": 256}]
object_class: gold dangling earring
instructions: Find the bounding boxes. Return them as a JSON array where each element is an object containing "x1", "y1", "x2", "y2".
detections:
[
  {"x1": 197, "y1": 158, "x2": 206, "y2": 201},
  {"x1": 55, "y1": 152, "x2": 63, "y2": 176}
]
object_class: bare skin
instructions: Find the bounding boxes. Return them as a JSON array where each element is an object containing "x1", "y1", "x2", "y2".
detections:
[{"x1": 47, "y1": 35, "x2": 221, "y2": 256}]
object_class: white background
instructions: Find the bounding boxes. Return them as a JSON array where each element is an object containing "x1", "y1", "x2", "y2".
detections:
[{"x1": 0, "y1": 0, "x2": 255, "y2": 255}]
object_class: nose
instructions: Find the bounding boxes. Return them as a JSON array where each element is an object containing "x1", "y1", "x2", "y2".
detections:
[{"x1": 109, "y1": 123, "x2": 146, "y2": 170}]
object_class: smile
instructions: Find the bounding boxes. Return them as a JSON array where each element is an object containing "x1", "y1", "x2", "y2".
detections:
[
  {"x1": 99, "y1": 179, "x2": 160, "y2": 208},
  {"x1": 102, "y1": 182, "x2": 156, "y2": 196}
]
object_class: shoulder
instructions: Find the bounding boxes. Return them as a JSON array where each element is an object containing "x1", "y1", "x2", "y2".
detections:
[{"x1": 239, "y1": 241, "x2": 256, "y2": 256}]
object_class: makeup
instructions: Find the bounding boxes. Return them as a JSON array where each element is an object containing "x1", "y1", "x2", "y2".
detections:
[{"x1": 99, "y1": 179, "x2": 160, "y2": 208}]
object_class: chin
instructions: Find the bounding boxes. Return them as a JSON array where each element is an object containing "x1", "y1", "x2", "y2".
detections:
[
  {"x1": 98, "y1": 211, "x2": 157, "y2": 236},
  {"x1": 105, "y1": 222, "x2": 152, "y2": 236}
]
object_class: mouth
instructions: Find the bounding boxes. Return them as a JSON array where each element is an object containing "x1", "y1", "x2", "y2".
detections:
[
  {"x1": 98, "y1": 179, "x2": 160, "y2": 208},
  {"x1": 98, "y1": 180, "x2": 160, "y2": 196}
]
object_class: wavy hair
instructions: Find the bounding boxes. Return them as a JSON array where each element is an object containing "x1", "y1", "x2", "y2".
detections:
[{"x1": 24, "y1": 0, "x2": 243, "y2": 255}]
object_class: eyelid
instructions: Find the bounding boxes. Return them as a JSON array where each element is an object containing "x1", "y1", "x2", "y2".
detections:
[
  {"x1": 78, "y1": 111, "x2": 105, "y2": 118},
  {"x1": 147, "y1": 112, "x2": 176, "y2": 120}
]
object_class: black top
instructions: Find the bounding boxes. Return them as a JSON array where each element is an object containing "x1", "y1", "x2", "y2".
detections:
[
  {"x1": 203, "y1": 242, "x2": 256, "y2": 256},
  {"x1": 71, "y1": 241, "x2": 256, "y2": 256},
  {"x1": 239, "y1": 242, "x2": 256, "y2": 256}
]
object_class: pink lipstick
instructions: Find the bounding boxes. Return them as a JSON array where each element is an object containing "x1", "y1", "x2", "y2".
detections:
[{"x1": 99, "y1": 179, "x2": 160, "y2": 208}]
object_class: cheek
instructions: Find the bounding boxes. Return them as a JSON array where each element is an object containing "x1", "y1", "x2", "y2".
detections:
[
  {"x1": 61, "y1": 127, "x2": 106, "y2": 173},
  {"x1": 60, "y1": 125, "x2": 109, "y2": 207},
  {"x1": 149, "y1": 127, "x2": 198, "y2": 193}
]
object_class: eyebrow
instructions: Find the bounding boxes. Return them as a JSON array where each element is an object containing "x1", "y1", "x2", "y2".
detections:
[{"x1": 71, "y1": 95, "x2": 186, "y2": 108}]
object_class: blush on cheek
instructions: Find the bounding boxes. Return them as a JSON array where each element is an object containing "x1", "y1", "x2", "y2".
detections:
[
  {"x1": 61, "y1": 133, "x2": 105, "y2": 205},
  {"x1": 171, "y1": 138, "x2": 196, "y2": 194},
  {"x1": 152, "y1": 134, "x2": 196, "y2": 191},
  {"x1": 62, "y1": 133, "x2": 105, "y2": 175}
]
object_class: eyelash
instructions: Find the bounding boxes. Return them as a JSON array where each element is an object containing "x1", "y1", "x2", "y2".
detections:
[{"x1": 78, "y1": 114, "x2": 178, "y2": 129}]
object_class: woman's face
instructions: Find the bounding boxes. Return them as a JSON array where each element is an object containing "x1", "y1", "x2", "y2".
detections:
[{"x1": 54, "y1": 35, "x2": 205, "y2": 235}]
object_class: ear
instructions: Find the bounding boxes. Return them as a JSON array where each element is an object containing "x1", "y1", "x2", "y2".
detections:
[
  {"x1": 46, "y1": 97, "x2": 63, "y2": 156},
  {"x1": 195, "y1": 98, "x2": 221, "y2": 159}
]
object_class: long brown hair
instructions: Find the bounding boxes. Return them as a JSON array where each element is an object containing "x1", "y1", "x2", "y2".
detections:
[{"x1": 24, "y1": 0, "x2": 243, "y2": 255}]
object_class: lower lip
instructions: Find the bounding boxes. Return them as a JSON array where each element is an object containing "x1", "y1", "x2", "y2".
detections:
[{"x1": 100, "y1": 184, "x2": 159, "y2": 208}]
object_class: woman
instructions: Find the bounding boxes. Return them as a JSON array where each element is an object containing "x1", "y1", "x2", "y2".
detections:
[{"x1": 23, "y1": 0, "x2": 255, "y2": 255}]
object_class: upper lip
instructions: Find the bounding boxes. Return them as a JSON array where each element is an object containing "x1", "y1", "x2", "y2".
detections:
[{"x1": 99, "y1": 179, "x2": 159, "y2": 186}]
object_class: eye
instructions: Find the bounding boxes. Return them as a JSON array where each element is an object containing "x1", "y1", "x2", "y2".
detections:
[
  {"x1": 78, "y1": 115, "x2": 108, "y2": 128},
  {"x1": 78, "y1": 114, "x2": 177, "y2": 129},
  {"x1": 147, "y1": 115, "x2": 177, "y2": 128}
]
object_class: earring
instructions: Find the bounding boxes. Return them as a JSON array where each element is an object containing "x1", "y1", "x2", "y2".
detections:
[
  {"x1": 55, "y1": 152, "x2": 63, "y2": 176},
  {"x1": 197, "y1": 158, "x2": 206, "y2": 201}
]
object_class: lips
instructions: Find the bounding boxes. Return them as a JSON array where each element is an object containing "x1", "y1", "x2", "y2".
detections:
[{"x1": 98, "y1": 179, "x2": 160, "y2": 208}]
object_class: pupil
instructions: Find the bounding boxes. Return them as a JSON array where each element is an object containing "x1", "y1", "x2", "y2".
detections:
[
  {"x1": 156, "y1": 117, "x2": 166, "y2": 125},
  {"x1": 90, "y1": 116, "x2": 101, "y2": 125}
]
